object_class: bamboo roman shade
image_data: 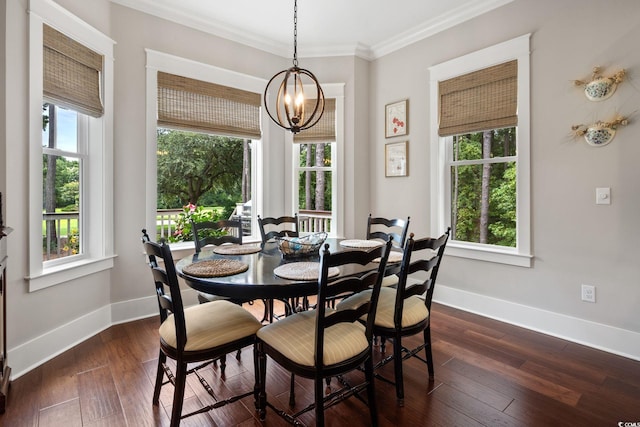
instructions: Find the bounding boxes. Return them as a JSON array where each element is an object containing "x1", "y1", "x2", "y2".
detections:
[
  {"x1": 157, "y1": 72, "x2": 262, "y2": 140},
  {"x1": 293, "y1": 98, "x2": 336, "y2": 143},
  {"x1": 43, "y1": 24, "x2": 104, "y2": 117},
  {"x1": 438, "y1": 60, "x2": 517, "y2": 136}
]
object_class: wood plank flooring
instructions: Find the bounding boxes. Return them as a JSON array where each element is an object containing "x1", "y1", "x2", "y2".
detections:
[{"x1": 2, "y1": 301, "x2": 639, "y2": 426}]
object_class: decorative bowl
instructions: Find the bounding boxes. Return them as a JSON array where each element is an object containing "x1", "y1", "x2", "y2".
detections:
[{"x1": 276, "y1": 232, "x2": 327, "y2": 258}]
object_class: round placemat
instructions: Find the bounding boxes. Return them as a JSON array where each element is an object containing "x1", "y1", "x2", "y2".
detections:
[
  {"x1": 339, "y1": 239, "x2": 384, "y2": 248},
  {"x1": 374, "y1": 251, "x2": 403, "y2": 264},
  {"x1": 273, "y1": 262, "x2": 340, "y2": 281},
  {"x1": 182, "y1": 259, "x2": 249, "y2": 278},
  {"x1": 212, "y1": 244, "x2": 261, "y2": 255}
]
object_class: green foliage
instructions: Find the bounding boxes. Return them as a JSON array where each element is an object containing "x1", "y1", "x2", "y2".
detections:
[
  {"x1": 156, "y1": 129, "x2": 244, "y2": 209},
  {"x1": 168, "y1": 203, "x2": 225, "y2": 243},
  {"x1": 451, "y1": 128, "x2": 516, "y2": 247},
  {"x1": 297, "y1": 144, "x2": 332, "y2": 211},
  {"x1": 42, "y1": 155, "x2": 80, "y2": 210}
]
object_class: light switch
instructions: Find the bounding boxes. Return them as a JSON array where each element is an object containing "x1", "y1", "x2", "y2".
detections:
[{"x1": 596, "y1": 187, "x2": 610, "y2": 205}]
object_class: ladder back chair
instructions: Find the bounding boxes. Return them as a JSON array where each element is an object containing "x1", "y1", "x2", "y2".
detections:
[
  {"x1": 257, "y1": 214, "x2": 299, "y2": 247},
  {"x1": 140, "y1": 229, "x2": 262, "y2": 427},
  {"x1": 258, "y1": 214, "x2": 303, "y2": 321},
  {"x1": 255, "y1": 238, "x2": 394, "y2": 426},
  {"x1": 366, "y1": 214, "x2": 410, "y2": 287},
  {"x1": 337, "y1": 228, "x2": 450, "y2": 406}
]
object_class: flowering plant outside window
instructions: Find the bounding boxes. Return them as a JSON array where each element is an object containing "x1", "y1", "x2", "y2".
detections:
[{"x1": 169, "y1": 203, "x2": 215, "y2": 243}]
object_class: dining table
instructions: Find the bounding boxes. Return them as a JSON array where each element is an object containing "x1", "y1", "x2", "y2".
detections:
[{"x1": 175, "y1": 237, "x2": 396, "y2": 303}]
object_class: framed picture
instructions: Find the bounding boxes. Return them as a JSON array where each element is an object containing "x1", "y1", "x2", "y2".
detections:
[
  {"x1": 385, "y1": 99, "x2": 408, "y2": 138},
  {"x1": 385, "y1": 141, "x2": 408, "y2": 177}
]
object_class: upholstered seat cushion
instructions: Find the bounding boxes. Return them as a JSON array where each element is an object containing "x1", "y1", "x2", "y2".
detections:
[
  {"x1": 159, "y1": 300, "x2": 262, "y2": 352},
  {"x1": 381, "y1": 274, "x2": 399, "y2": 287},
  {"x1": 256, "y1": 309, "x2": 368, "y2": 367},
  {"x1": 336, "y1": 287, "x2": 429, "y2": 329}
]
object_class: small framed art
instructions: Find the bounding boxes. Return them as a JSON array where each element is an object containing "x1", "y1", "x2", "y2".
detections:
[
  {"x1": 385, "y1": 141, "x2": 408, "y2": 177},
  {"x1": 385, "y1": 99, "x2": 408, "y2": 138}
]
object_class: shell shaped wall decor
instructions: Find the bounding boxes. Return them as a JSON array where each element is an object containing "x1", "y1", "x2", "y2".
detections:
[
  {"x1": 571, "y1": 115, "x2": 628, "y2": 147},
  {"x1": 583, "y1": 125, "x2": 616, "y2": 146},
  {"x1": 574, "y1": 67, "x2": 625, "y2": 102}
]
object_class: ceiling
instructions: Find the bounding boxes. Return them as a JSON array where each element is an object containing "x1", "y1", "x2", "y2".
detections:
[{"x1": 110, "y1": 0, "x2": 513, "y2": 60}]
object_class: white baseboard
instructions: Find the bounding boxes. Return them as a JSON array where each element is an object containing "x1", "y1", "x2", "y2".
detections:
[
  {"x1": 434, "y1": 284, "x2": 640, "y2": 361},
  {"x1": 9, "y1": 285, "x2": 639, "y2": 380},
  {"x1": 8, "y1": 289, "x2": 201, "y2": 379}
]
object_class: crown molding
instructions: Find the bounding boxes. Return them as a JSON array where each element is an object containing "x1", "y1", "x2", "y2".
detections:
[{"x1": 110, "y1": 0, "x2": 513, "y2": 61}]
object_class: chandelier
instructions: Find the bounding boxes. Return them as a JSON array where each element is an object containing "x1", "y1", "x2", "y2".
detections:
[{"x1": 263, "y1": 0, "x2": 325, "y2": 134}]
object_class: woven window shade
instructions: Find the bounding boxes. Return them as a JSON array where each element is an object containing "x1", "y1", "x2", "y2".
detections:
[
  {"x1": 43, "y1": 24, "x2": 104, "y2": 118},
  {"x1": 293, "y1": 98, "x2": 336, "y2": 143},
  {"x1": 438, "y1": 60, "x2": 517, "y2": 136},
  {"x1": 157, "y1": 72, "x2": 262, "y2": 140}
]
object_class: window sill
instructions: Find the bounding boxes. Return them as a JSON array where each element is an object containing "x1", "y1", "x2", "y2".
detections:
[
  {"x1": 446, "y1": 242, "x2": 532, "y2": 267},
  {"x1": 27, "y1": 255, "x2": 116, "y2": 292}
]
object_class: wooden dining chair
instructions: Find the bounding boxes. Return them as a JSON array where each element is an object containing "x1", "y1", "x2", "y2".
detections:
[
  {"x1": 192, "y1": 218, "x2": 243, "y2": 254},
  {"x1": 257, "y1": 214, "x2": 299, "y2": 247},
  {"x1": 255, "y1": 238, "x2": 393, "y2": 426},
  {"x1": 366, "y1": 214, "x2": 410, "y2": 288},
  {"x1": 337, "y1": 228, "x2": 450, "y2": 406},
  {"x1": 257, "y1": 214, "x2": 302, "y2": 321},
  {"x1": 140, "y1": 229, "x2": 262, "y2": 427}
]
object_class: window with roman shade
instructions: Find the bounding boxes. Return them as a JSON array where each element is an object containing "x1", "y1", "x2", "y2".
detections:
[
  {"x1": 157, "y1": 72, "x2": 262, "y2": 140},
  {"x1": 293, "y1": 98, "x2": 336, "y2": 143},
  {"x1": 438, "y1": 60, "x2": 517, "y2": 136},
  {"x1": 43, "y1": 24, "x2": 104, "y2": 118}
]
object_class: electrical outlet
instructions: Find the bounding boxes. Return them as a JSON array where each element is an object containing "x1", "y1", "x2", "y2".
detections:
[{"x1": 581, "y1": 284, "x2": 596, "y2": 303}]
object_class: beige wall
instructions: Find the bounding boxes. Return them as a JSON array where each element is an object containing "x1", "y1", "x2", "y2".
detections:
[
  {"x1": 370, "y1": 0, "x2": 640, "y2": 345},
  {"x1": 2, "y1": 0, "x2": 640, "y2": 377}
]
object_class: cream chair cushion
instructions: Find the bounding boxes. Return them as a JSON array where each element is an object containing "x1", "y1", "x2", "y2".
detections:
[
  {"x1": 256, "y1": 309, "x2": 368, "y2": 367},
  {"x1": 159, "y1": 300, "x2": 262, "y2": 352},
  {"x1": 381, "y1": 274, "x2": 399, "y2": 287},
  {"x1": 337, "y1": 287, "x2": 429, "y2": 329}
]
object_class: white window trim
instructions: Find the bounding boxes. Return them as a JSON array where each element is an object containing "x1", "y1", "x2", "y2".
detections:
[
  {"x1": 145, "y1": 50, "x2": 267, "y2": 245},
  {"x1": 429, "y1": 34, "x2": 532, "y2": 267},
  {"x1": 27, "y1": 0, "x2": 115, "y2": 291},
  {"x1": 288, "y1": 84, "x2": 345, "y2": 238}
]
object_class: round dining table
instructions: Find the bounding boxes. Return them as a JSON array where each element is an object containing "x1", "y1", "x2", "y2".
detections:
[{"x1": 175, "y1": 238, "x2": 385, "y2": 301}]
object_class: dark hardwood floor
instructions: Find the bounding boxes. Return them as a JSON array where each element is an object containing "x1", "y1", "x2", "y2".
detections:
[{"x1": 2, "y1": 301, "x2": 639, "y2": 426}]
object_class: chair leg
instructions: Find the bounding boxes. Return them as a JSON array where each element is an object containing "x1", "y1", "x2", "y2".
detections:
[
  {"x1": 170, "y1": 361, "x2": 187, "y2": 427},
  {"x1": 152, "y1": 351, "x2": 166, "y2": 405},
  {"x1": 364, "y1": 356, "x2": 379, "y2": 427},
  {"x1": 393, "y1": 335, "x2": 405, "y2": 406},
  {"x1": 253, "y1": 342, "x2": 261, "y2": 413},
  {"x1": 288, "y1": 373, "x2": 296, "y2": 407},
  {"x1": 424, "y1": 326, "x2": 435, "y2": 380},
  {"x1": 256, "y1": 342, "x2": 267, "y2": 421},
  {"x1": 314, "y1": 376, "x2": 325, "y2": 427}
]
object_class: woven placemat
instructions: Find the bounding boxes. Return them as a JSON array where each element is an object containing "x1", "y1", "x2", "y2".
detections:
[
  {"x1": 373, "y1": 251, "x2": 403, "y2": 264},
  {"x1": 212, "y1": 244, "x2": 261, "y2": 255},
  {"x1": 273, "y1": 262, "x2": 340, "y2": 281},
  {"x1": 339, "y1": 239, "x2": 384, "y2": 248},
  {"x1": 182, "y1": 259, "x2": 249, "y2": 278}
]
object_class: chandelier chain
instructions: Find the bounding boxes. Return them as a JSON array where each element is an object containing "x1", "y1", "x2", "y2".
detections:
[{"x1": 293, "y1": 0, "x2": 298, "y2": 67}]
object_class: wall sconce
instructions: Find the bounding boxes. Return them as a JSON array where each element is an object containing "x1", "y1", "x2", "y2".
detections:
[
  {"x1": 574, "y1": 67, "x2": 625, "y2": 101},
  {"x1": 571, "y1": 115, "x2": 629, "y2": 147}
]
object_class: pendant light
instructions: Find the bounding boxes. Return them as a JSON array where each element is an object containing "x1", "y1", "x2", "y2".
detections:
[{"x1": 264, "y1": 0, "x2": 325, "y2": 134}]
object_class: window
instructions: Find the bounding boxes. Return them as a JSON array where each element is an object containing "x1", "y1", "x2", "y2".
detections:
[
  {"x1": 42, "y1": 104, "x2": 84, "y2": 261},
  {"x1": 291, "y1": 89, "x2": 343, "y2": 237},
  {"x1": 28, "y1": 0, "x2": 115, "y2": 291},
  {"x1": 429, "y1": 34, "x2": 531, "y2": 267},
  {"x1": 146, "y1": 51, "x2": 266, "y2": 246}
]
